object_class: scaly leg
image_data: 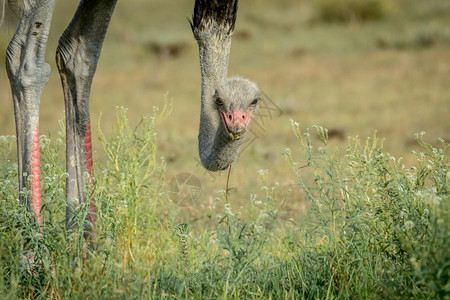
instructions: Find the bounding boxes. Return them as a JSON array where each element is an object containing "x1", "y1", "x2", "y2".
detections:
[
  {"x1": 56, "y1": 0, "x2": 118, "y2": 241},
  {"x1": 6, "y1": 0, "x2": 57, "y2": 227}
]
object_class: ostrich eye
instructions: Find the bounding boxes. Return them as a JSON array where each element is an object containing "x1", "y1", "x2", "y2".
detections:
[
  {"x1": 250, "y1": 98, "x2": 259, "y2": 107},
  {"x1": 215, "y1": 98, "x2": 224, "y2": 106}
]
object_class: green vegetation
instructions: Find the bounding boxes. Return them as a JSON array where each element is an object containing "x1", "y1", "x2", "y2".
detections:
[{"x1": 0, "y1": 108, "x2": 448, "y2": 298}]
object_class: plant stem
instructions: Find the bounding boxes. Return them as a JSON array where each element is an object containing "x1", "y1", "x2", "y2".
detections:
[{"x1": 225, "y1": 163, "x2": 233, "y2": 203}]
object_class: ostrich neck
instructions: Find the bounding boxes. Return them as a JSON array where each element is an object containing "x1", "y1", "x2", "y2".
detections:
[{"x1": 196, "y1": 28, "x2": 244, "y2": 171}]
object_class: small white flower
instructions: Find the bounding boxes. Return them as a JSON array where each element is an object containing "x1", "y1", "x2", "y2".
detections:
[
  {"x1": 404, "y1": 220, "x2": 415, "y2": 230},
  {"x1": 224, "y1": 203, "x2": 234, "y2": 216},
  {"x1": 258, "y1": 169, "x2": 268, "y2": 175}
]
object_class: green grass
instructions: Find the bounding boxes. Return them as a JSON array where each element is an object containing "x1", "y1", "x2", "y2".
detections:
[{"x1": 0, "y1": 108, "x2": 448, "y2": 298}]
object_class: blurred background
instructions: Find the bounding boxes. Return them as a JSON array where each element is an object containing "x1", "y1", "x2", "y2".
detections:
[{"x1": 1, "y1": 0, "x2": 449, "y2": 217}]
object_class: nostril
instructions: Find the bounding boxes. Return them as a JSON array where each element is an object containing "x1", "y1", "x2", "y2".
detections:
[{"x1": 228, "y1": 114, "x2": 232, "y2": 121}]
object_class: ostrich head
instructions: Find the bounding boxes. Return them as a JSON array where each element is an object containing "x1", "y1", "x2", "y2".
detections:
[
  {"x1": 214, "y1": 77, "x2": 259, "y2": 141},
  {"x1": 192, "y1": 0, "x2": 260, "y2": 171}
]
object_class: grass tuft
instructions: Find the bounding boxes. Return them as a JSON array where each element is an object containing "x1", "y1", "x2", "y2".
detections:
[
  {"x1": 313, "y1": 0, "x2": 391, "y2": 23},
  {"x1": 377, "y1": 25, "x2": 450, "y2": 49}
]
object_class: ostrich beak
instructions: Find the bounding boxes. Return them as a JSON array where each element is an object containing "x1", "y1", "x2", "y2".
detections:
[{"x1": 220, "y1": 109, "x2": 253, "y2": 140}]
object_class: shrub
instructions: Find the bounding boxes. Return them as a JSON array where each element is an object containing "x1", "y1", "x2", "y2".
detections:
[
  {"x1": 314, "y1": 0, "x2": 390, "y2": 23},
  {"x1": 285, "y1": 124, "x2": 450, "y2": 298},
  {"x1": 377, "y1": 25, "x2": 450, "y2": 49}
]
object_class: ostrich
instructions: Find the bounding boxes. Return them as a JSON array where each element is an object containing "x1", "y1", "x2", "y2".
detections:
[{"x1": 5, "y1": 0, "x2": 259, "y2": 240}]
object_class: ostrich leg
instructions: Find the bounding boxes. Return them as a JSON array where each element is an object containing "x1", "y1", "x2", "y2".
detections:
[
  {"x1": 6, "y1": 0, "x2": 57, "y2": 226},
  {"x1": 56, "y1": 0, "x2": 117, "y2": 240}
]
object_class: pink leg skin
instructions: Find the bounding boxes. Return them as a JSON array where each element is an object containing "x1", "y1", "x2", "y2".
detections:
[
  {"x1": 84, "y1": 121, "x2": 96, "y2": 235},
  {"x1": 31, "y1": 127, "x2": 43, "y2": 229}
]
